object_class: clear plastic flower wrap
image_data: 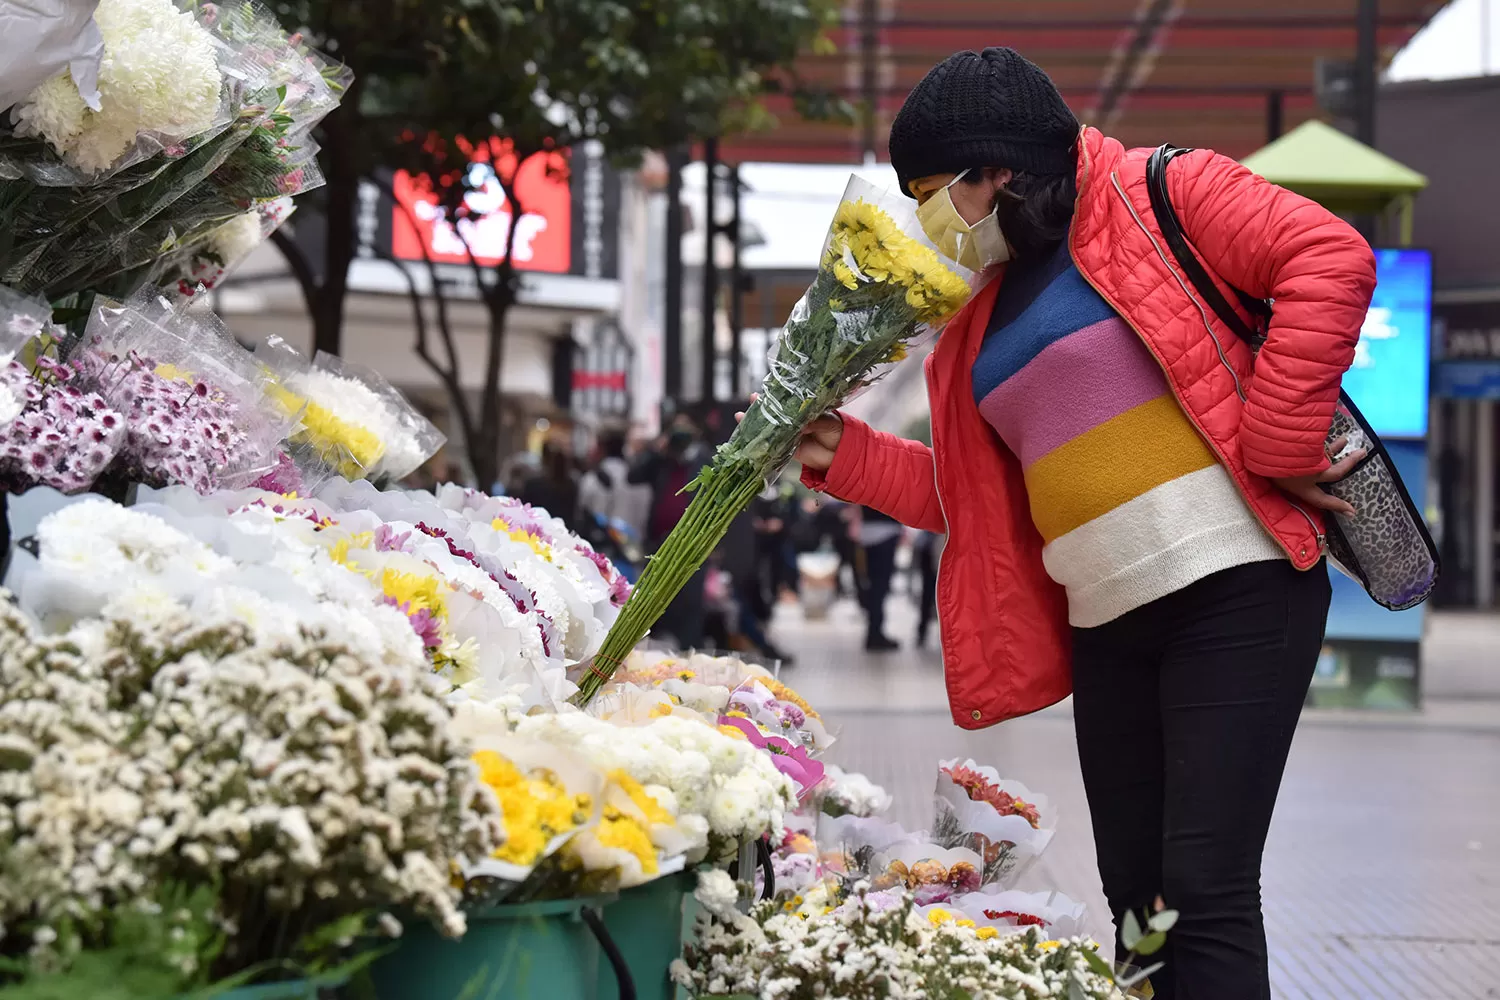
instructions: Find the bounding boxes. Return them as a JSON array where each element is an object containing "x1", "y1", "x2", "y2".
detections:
[
  {"x1": 577, "y1": 175, "x2": 974, "y2": 703},
  {"x1": 72, "y1": 293, "x2": 294, "y2": 492},
  {"x1": 932, "y1": 758, "x2": 1058, "y2": 888},
  {"x1": 255, "y1": 334, "x2": 375, "y2": 484},
  {"x1": 1, "y1": 0, "x2": 226, "y2": 181},
  {"x1": 0, "y1": 285, "x2": 126, "y2": 494},
  {"x1": 0, "y1": 0, "x2": 347, "y2": 300},
  {"x1": 309, "y1": 350, "x2": 446, "y2": 483}
]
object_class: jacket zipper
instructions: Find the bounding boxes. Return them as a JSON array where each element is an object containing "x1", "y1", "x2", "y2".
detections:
[
  {"x1": 1107, "y1": 172, "x2": 1245, "y2": 402},
  {"x1": 1067, "y1": 140, "x2": 1324, "y2": 563},
  {"x1": 925, "y1": 359, "x2": 954, "y2": 666}
]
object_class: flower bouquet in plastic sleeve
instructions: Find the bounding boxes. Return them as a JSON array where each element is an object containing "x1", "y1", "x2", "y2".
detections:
[
  {"x1": 575, "y1": 176, "x2": 973, "y2": 703},
  {"x1": 256, "y1": 336, "x2": 444, "y2": 486},
  {"x1": 0, "y1": 0, "x2": 347, "y2": 299},
  {"x1": 71, "y1": 294, "x2": 294, "y2": 493},
  {"x1": 933, "y1": 758, "x2": 1057, "y2": 887},
  {"x1": 0, "y1": 285, "x2": 126, "y2": 494}
]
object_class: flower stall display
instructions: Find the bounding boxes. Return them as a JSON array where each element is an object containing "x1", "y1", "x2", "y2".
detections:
[
  {"x1": 0, "y1": 572, "x2": 504, "y2": 989},
  {"x1": 578, "y1": 177, "x2": 975, "y2": 702},
  {"x1": 673, "y1": 873, "x2": 1123, "y2": 1000}
]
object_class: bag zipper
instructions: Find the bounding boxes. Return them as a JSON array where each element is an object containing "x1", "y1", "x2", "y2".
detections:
[{"x1": 1067, "y1": 140, "x2": 1324, "y2": 563}]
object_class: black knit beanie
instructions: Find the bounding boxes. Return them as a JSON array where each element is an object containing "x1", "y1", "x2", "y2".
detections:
[{"x1": 888, "y1": 47, "x2": 1080, "y2": 199}]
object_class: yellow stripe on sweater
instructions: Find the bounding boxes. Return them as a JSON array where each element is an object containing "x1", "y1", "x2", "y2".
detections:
[{"x1": 1024, "y1": 394, "x2": 1218, "y2": 543}]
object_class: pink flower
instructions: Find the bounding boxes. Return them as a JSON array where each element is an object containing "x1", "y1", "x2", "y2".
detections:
[{"x1": 717, "y1": 715, "x2": 825, "y2": 799}]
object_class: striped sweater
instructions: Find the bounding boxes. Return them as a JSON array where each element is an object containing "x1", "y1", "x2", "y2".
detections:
[{"x1": 972, "y1": 239, "x2": 1284, "y2": 627}]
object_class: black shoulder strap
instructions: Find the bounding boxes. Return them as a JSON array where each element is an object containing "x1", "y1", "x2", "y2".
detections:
[{"x1": 1144, "y1": 144, "x2": 1270, "y2": 347}]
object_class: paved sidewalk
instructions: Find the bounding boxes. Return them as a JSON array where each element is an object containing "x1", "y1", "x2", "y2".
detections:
[{"x1": 770, "y1": 598, "x2": 1500, "y2": 999}]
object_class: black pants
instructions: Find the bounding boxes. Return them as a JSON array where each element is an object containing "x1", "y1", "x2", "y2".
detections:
[
  {"x1": 859, "y1": 536, "x2": 900, "y2": 644},
  {"x1": 915, "y1": 536, "x2": 939, "y2": 644},
  {"x1": 1071, "y1": 559, "x2": 1331, "y2": 1000}
]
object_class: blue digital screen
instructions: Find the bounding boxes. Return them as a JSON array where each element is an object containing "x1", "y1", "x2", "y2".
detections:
[{"x1": 1340, "y1": 248, "x2": 1432, "y2": 438}]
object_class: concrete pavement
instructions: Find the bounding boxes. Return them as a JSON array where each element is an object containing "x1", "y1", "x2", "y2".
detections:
[{"x1": 770, "y1": 597, "x2": 1500, "y2": 999}]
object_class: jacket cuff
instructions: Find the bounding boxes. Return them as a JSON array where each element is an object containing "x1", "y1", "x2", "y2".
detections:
[{"x1": 798, "y1": 412, "x2": 867, "y2": 498}]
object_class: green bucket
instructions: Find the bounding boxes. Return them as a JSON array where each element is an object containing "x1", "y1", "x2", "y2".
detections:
[
  {"x1": 594, "y1": 872, "x2": 696, "y2": 1000},
  {"x1": 370, "y1": 898, "x2": 614, "y2": 1000}
]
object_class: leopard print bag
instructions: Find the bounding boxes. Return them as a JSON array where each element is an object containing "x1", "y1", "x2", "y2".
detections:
[
  {"x1": 1321, "y1": 400, "x2": 1439, "y2": 609},
  {"x1": 1147, "y1": 145, "x2": 1440, "y2": 611}
]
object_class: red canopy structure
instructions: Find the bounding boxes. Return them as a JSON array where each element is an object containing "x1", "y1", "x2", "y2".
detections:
[{"x1": 720, "y1": 0, "x2": 1452, "y2": 166}]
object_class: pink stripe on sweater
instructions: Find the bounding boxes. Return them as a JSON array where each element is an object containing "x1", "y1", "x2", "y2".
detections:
[{"x1": 978, "y1": 317, "x2": 1170, "y2": 467}]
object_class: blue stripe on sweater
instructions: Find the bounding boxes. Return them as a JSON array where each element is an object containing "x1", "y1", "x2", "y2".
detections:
[{"x1": 971, "y1": 263, "x2": 1120, "y2": 397}]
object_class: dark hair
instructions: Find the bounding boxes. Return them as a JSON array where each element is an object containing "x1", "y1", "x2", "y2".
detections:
[
  {"x1": 960, "y1": 166, "x2": 1077, "y2": 259},
  {"x1": 598, "y1": 431, "x2": 626, "y2": 460}
]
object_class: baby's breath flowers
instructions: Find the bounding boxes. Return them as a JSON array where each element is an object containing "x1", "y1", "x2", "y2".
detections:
[{"x1": 578, "y1": 183, "x2": 971, "y2": 703}]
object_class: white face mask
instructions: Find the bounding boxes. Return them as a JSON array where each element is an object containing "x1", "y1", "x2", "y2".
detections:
[{"x1": 915, "y1": 169, "x2": 1012, "y2": 271}]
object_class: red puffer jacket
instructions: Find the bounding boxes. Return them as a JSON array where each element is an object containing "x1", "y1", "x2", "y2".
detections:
[{"x1": 802, "y1": 126, "x2": 1376, "y2": 730}]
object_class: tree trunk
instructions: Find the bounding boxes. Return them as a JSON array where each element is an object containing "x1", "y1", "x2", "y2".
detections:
[
  {"x1": 469, "y1": 280, "x2": 514, "y2": 491},
  {"x1": 310, "y1": 76, "x2": 366, "y2": 357}
]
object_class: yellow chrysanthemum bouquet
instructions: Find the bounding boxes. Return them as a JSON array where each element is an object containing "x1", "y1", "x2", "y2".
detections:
[{"x1": 577, "y1": 178, "x2": 972, "y2": 703}]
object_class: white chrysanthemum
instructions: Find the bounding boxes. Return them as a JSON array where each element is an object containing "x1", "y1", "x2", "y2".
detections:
[
  {"x1": 38, "y1": 499, "x2": 233, "y2": 580},
  {"x1": 210, "y1": 210, "x2": 264, "y2": 267},
  {"x1": 12, "y1": 0, "x2": 222, "y2": 173}
]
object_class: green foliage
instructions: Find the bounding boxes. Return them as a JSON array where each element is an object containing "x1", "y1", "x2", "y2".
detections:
[{"x1": 0, "y1": 881, "x2": 226, "y2": 1000}]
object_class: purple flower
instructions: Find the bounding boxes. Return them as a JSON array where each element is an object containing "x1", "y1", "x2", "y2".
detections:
[{"x1": 374, "y1": 523, "x2": 413, "y2": 552}]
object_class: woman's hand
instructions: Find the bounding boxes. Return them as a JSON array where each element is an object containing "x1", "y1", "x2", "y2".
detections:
[
  {"x1": 735, "y1": 394, "x2": 844, "y2": 472},
  {"x1": 1269, "y1": 436, "x2": 1364, "y2": 518}
]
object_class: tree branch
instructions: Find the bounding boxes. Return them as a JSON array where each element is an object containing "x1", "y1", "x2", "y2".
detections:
[{"x1": 368, "y1": 172, "x2": 478, "y2": 466}]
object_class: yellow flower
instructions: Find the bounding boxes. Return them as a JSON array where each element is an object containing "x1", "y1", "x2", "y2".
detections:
[
  {"x1": 496, "y1": 521, "x2": 556, "y2": 563},
  {"x1": 154, "y1": 362, "x2": 196, "y2": 383},
  {"x1": 717, "y1": 724, "x2": 748, "y2": 741},
  {"x1": 267, "y1": 378, "x2": 386, "y2": 477},
  {"x1": 609, "y1": 770, "x2": 673, "y2": 826},
  {"x1": 648, "y1": 702, "x2": 673, "y2": 719},
  {"x1": 956, "y1": 918, "x2": 976, "y2": 928},
  {"x1": 927, "y1": 909, "x2": 955, "y2": 926},
  {"x1": 723, "y1": 709, "x2": 750, "y2": 720},
  {"x1": 885, "y1": 341, "x2": 909, "y2": 364},
  {"x1": 976, "y1": 926, "x2": 999, "y2": 940},
  {"x1": 379, "y1": 568, "x2": 449, "y2": 620},
  {"x1": 783, "y1": 895, "x2": 804, "y2": 912},
  {"x1": 674, "y1": 669, "x2": 696, "y2": 681},
  {"x1": 1037, "y1": 940, "x2": 1062, "y2": 952},
  {"x1": 595, "y1": 805, "x2": 658, "y2": 875},
  {"x1": 473, "y1": 750, "x2": 590, "y2": 867},
  {"x1": 763, "y1": 678, "x2": 820, "y2": 720}
]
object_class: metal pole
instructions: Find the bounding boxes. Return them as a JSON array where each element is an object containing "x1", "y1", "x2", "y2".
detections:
[
  {"x1": 728, "y1": 164, "x2": 745, "y2": 398},
  {"x1": 664, "y1": 147, "x2": 686, "y2": 409},
  {"x1": 1354, "y1": 0, "x2": 1378, "y2": 148},
  {"x1": 701, "y1": 137, "x2": 720, "y2": 404},
  {"x1": 1266, "y1": 89, "x2": 1285, "y2": 144},
  {"x1": 860, "y1": 0, "x2": 879, "y2": 160},
  {"x1": 1477, "y1": 400, "x2": 1496, "y2": 608}
]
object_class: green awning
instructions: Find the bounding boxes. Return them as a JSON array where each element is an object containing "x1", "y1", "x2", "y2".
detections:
[{"x1": 1241, "y1": 119, "x2": 1428, "y2": 215}]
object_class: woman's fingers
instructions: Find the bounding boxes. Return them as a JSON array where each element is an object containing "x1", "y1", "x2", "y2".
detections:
[
  {"x1": 1318, "y1": 448, "x2": 1366, "y2": 483},
  {"x1": 1289, "y1": 480, "x2": 1357, "y2": 518}
]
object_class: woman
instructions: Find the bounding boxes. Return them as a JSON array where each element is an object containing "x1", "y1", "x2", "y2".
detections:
[{"x1": 793, "y1": 48, "x2": 1374, "y2": 999}]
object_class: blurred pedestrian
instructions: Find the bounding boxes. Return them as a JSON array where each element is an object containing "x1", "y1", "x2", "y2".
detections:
[
  {"x1": 856, "y1": 506, "x2": 901, "y2": 652},
  {"x1": 579, "y1": 430, "x2": 651, "y2": 541},
  {"x1": 786, "y1": 45, "x2": 1376, "y2": 998},
  {"x1": 518, "y1": 441, "x2": 581, "y2": 533},
  {"x1": 630, "y1": 418, "x2": 711, "y2": 648},
  {"x1": 913, "y1": 530, "x2": 942, "y2": 648}
]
